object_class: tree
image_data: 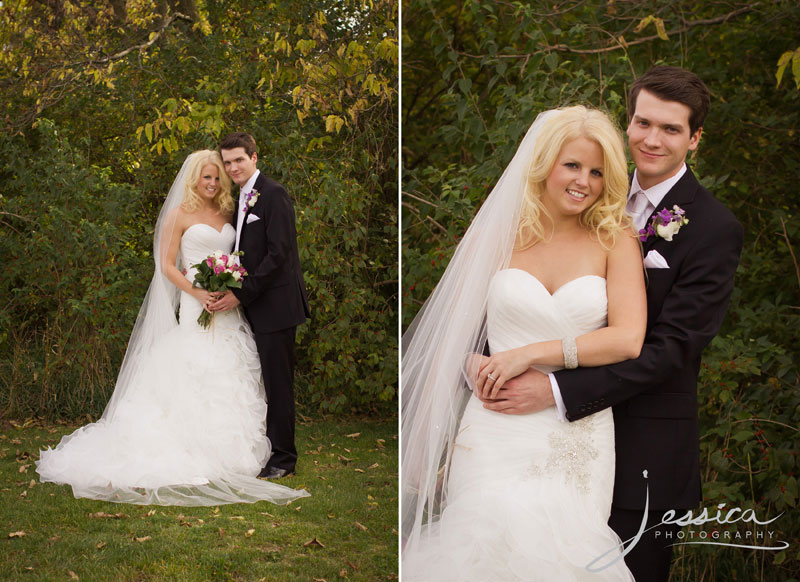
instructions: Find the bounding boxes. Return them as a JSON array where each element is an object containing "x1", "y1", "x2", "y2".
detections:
[{"x1": 0, "y1": 0, "x2": 398, "y2": 416}]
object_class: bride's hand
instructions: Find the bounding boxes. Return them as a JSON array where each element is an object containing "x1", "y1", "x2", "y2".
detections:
[
  {"x1": 477, "y1": 346, "x2": 534, "y2": 400},
  {"x1": 191, "y1": 288, "x2": 215, "y2": 312}
]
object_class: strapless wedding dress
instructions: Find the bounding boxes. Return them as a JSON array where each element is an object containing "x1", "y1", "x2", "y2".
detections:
[
  {"x1": 36, "y1": 223, "x2": 309, "y2": 506},
  {"x1": 403, "y1": 269, "x2": 633, "y2": 581}
]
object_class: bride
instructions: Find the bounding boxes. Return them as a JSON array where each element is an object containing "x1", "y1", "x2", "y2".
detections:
[
  {"x1": 402, "y1": 107, "x2": 644, "y2": 580},
  {"x1": 36, "y1": 150, "x2": 309, "y2": 506}
]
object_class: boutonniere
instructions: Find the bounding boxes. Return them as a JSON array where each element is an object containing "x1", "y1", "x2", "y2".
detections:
[
  {"x1": 639, "y1": 205, "x2": 689, "y2": 242},
  {"x1": 242, "y1": 188, "x2": 260, "y2": 213}
]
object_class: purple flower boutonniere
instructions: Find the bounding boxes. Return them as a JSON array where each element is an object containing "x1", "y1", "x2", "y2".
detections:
[
  {"x1": 639, "y1": 205, "x2": 689, "y2": 242},
  {"x1": 242, "y1": 188, "x2": 260, "y2": 213}
]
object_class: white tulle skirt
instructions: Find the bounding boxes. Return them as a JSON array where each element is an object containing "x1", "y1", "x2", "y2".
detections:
[
  {"x1": 402, "y1": 396, "x2": 633, "y2": 581},
  {"x1": 36, "y1": 295, "x2": 308, "y2": 506}
]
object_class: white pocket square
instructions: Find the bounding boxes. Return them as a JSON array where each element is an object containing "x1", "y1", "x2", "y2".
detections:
[
  {"x1": 643, "y1": 249, "x2": 669, "y2": 269},
  {"x1": 246, "y1": 214, "x2": 261, "y2": 224}
]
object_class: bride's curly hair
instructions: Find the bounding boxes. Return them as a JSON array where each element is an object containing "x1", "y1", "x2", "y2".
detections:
[
  {"x1": 181, "y1": 150, "x2": 234, "y2": 214},
  {"x1": 517, "y1": 105, "x2": 631, "y2": 250}
]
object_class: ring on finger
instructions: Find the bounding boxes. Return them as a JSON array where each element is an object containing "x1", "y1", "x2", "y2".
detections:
[{"x1": 487, "y1": 373, "x2": 497, "y2": 381}]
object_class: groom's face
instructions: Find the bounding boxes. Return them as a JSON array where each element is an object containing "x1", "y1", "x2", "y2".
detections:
[
  {"x1": 627, "y1": 89, "x2": 702, "y2": 190},
  {"x1": 221, "y1": 147, "x2": 258, "y2": 187}
]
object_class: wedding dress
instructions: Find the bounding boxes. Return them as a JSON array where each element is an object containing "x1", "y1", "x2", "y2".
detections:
[
  {"x1": 36, "y1": 223, "x2": 308, "y2": 506},
  {"x1": 402, "y1": 269, "x2": 633, "y2": 581}
]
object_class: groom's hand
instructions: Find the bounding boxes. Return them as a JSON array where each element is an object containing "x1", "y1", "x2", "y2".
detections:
[
  {"x1": 478, "y1": 367, "x2": 554, "y2": 415},
  {"x1": 208, "y1": 290, "x2": 240, "y2": 312}
]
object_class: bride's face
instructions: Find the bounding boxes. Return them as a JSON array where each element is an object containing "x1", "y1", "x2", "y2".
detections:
[
  {"x1": 195, "y1": 163, "x2": 221, "y2": 202},
  {"x1": 542, "y1": 137, "x2": 605, "y2": 219}
]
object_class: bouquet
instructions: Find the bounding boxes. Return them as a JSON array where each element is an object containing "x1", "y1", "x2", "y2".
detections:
[{"x1": 190, "y1": 250, "x2": 248, "y2": 329}]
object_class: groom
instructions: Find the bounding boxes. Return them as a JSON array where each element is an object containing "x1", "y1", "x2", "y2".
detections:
[
  {"x1": 210, "y1": 132, "x2": 310, "y2": 479},
  {"x1": 481, "y1": 66, "x2": 743, "y2": 580}
]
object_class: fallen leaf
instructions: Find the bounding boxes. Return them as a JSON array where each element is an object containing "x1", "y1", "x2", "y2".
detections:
[
  {"x1": 145, "y1": 509, "x2": 156, "y2": 517},
  {"x1": 354, "y1": 522, "x2": 368, "y2": 531},
  {"x1": 18, "y1": 464, "x2": 30, "y2": 473},
  {"x1": 346, "y1": 559, "x2": 359, "y2": 571},
  {"x1": 24, "y1": 566, "x2": 33, "y2": 571},
  {"x1": 294, "y1": 506, "x2": 302, "y2": 512},
  {"x1": 340, "y1": 569, "x2": 348, "y2": 577},
  {"x1": 337, "y1": 455, "x2": 353, "y2": 463},
  {"x1": 8, "y1": 531, "x2": 26, "y2": 538},
  {"x1": 229, "y1": 516, "x2": 245, "y2": 520},
  {"x1": 312, "y1": 578, "x2": 327, "y2": 582},
  {"x1": 29, "y1": 479, "x2": 36, "y2": 488},
  {"x1": 259, "y1": 512, "x2": 275, "y2": 518},
  {"x1": 354, "y1": 468, "x2": 365, "y2": 473},
  {"x1": 327, "y1": 512, "x2": 335, "y2": 519},
  {"x1": 304, "y1": 537, "x2": 325, "y2": 548},
  {"x1": 68, "y1": 571, "x2": 79, "y2": 580},
  {"x1": 245, "y1": 528, "x2": 255, "y2": 537},
  {"x1": 19, "y1": 489, "x2": 27, "y2": 498},
  {"x1": 133, "y1": 536, "x2": 151, "y2": 543},
  {"x1": 9, "y1": 438, "x2": 21, "y2": 445},
  {"x1": 88, "y1": 512, "x2": 127, "y2": 519},
  {"x1": 218, "y1": 528, "x2": 225, "y2": 537},
  {"x1": 368, "y1": 463, "x2": 380, "y2": 469},
  {"x1": 345, "y1": 432, "x2": 360, "y2": 438},
  {"x1": 96, "y1": 541, "x2": 106, "y2": 550}
]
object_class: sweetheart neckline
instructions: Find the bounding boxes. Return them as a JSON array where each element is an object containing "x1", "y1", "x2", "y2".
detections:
[
  {"x1": 184, "y1": 222, "x2": 234, "y2": 236},
  {"x1": 499, "y1": 268, "x2": 606, "y2": 296}
]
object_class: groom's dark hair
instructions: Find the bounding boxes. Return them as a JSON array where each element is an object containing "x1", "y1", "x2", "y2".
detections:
[
  {"x1": 628, "y1": 66, "x2": 710, "y2": 135},
  {"x1": 219, "y1": 132, "x2": 258, "y2": 157}
]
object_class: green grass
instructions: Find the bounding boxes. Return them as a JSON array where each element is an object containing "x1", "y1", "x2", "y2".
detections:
[{"x1": 1, "y1": 416, "x2": 398, "y2": 581}]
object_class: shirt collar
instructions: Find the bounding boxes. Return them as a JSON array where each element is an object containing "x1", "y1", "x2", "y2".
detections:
[
  {"x1": 240, "y1": 169, "x2": 261, "y2": 197},
  {"x1": 630, "y1": 164, "x2": 687, "y2": 208}
]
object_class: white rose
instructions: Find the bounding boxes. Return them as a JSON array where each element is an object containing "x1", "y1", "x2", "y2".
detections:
[
  {"x1": 656, "y1": 221, "x2": 682, "y2": 241},
  {"x1": 213, "y1": 250, "x2": 224, "y2": 259},
  {"x1": 215, "y1": 257, "x2": 225, "y2": 267},
  {"x1": 232, "y1": 271, "x2": 242, "y2": 281}
]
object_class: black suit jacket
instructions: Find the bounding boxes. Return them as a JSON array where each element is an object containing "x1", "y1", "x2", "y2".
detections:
[
  {"x1": 555, "y1": 167, "x2": 743, "y2": 511},
  {"x1": 232, "y1": 172, "x2": 310, "y2": 334}
]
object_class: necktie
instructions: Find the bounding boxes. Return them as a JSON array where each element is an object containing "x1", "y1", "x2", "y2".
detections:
[{"x1": 627, "y1": 190, "x2": 652, "y2": 231}]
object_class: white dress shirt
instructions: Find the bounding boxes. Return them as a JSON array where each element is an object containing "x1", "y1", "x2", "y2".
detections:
[
  {"x1": 548, "y1": 164, "x2": 688, "y2": 421},
  {"x1": 235, "y1": 169, "x2": 260, "y2": 254}
]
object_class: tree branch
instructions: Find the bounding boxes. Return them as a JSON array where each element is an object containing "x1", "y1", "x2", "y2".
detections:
[{"x1": 81, "y1": 12, "x2": 192, "y2": 66}]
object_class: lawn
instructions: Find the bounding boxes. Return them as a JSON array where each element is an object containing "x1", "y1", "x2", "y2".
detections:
[{"x1": 1, "y1": 416, "x2": 398, "y2": 581}]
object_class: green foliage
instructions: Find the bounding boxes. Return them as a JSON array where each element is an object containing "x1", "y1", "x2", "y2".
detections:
[
  {"x1": 403, "y1": 1, "x2": 799, "y2": 578},
  {"x1": 0, "y1": 0, "x2": 398, "y2": 416}
]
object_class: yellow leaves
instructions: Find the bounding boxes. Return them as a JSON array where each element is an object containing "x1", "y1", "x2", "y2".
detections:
[
  {"x1": 776, "y1": 48, "x2": 800, "y2": 89},
  {"x1": 325, "y1": 115, "x2": 345, "y2": 134},
  {"x1": 133, "y1": 536, "x2": 151, "y2": 543},
  {"x1": 296, "y1": 39, "x2": 317, "y2": 56},
  {"x1": 245, "y1": 528, "x2": 255, "y2": 538},
  {"x1": 68, "y1": 570, "x2": 79, "y2": 580},
  {"x1": 345, "y1": 432, "x2": 361, "y2": 439},
  {"x1": 375, "y1": 38, "x2": 398, "y2": 63},
  {"x1": 354, "y1": 521, "x2": 368, "y2": 531},
  {"x1": 8, "y1": 531, "x2": 26, "y2": 538},
  {"x1": 634, "y1": 15, "x2": 669, "y2": 41},
  {"x1": 95, "y1": 541, "x2": 106, "y2": 550}
]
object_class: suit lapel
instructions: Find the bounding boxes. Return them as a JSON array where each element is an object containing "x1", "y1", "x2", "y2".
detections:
[
  {"x1": 641, "y1": 168, "x2": 700, "y2": 253},
  {"x1": 240, "y1": 172, "x2": 264, "y2": 233}
]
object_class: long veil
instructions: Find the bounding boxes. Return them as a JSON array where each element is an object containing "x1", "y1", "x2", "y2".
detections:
[
  {"x1": 101, "y1": 154, "x2": 189, "y2": 419},
  {"x1": 37, "y1": 152, "x2": 309, "y2": 506},
  {"x1": 401, "y1": 110, "x2": 559, "y2": 550}
]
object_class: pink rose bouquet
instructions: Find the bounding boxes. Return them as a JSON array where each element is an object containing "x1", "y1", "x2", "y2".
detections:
[{"x1": 190, "y1": 250, "x2": 248, "y2": 329}]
